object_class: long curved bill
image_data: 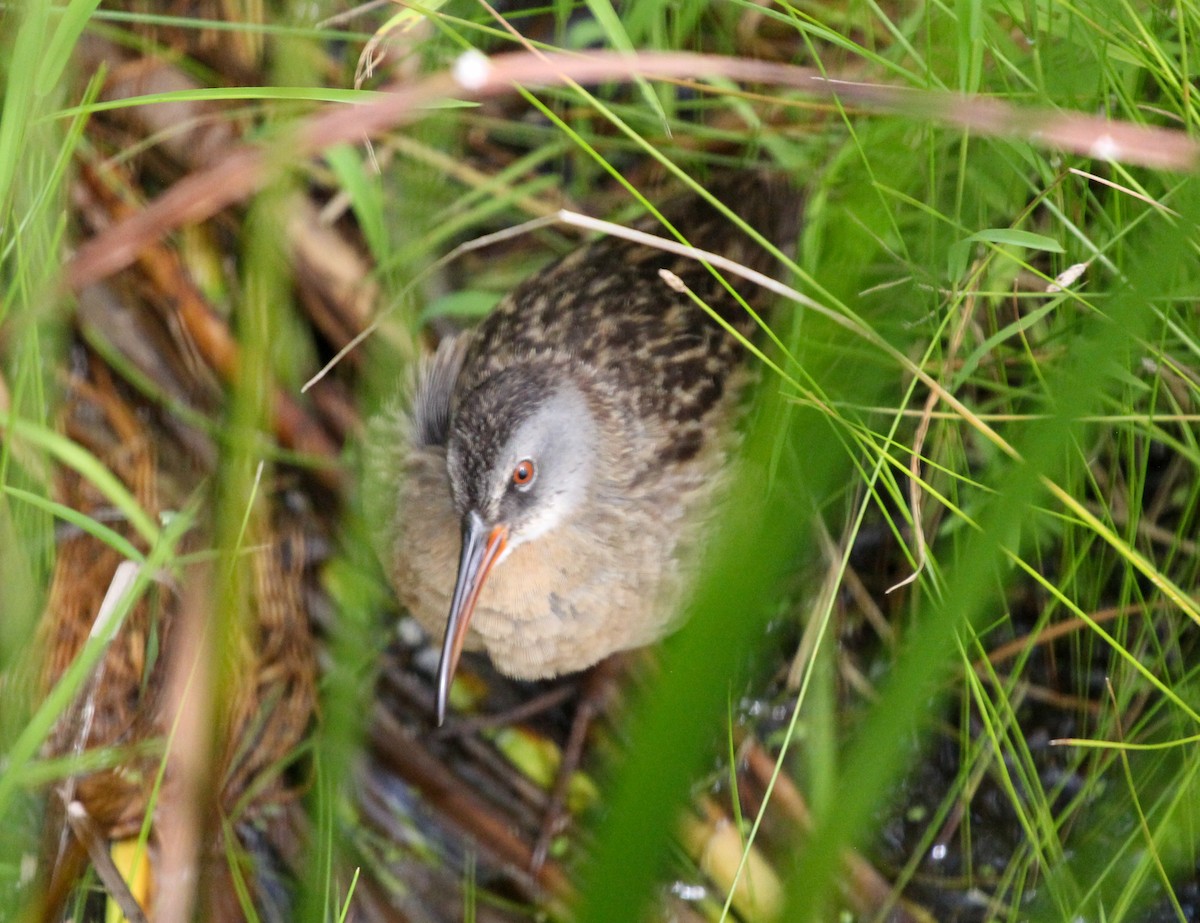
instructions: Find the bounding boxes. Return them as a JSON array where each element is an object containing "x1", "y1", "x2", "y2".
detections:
[{"x1": 436, "y1": 509, "x2": 509, "y2": 725}]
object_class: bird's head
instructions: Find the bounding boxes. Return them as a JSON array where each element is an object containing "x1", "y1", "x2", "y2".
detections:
[{"x1": 436, "y1": 364, "x2": 598, "y2": 723}]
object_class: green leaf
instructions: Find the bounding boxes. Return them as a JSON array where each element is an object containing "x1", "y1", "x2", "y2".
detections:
[
  {"x1": 967, "y1": 228, "x2": 1066, "y2": 252},
  {"x1": 1, "y1": 485, "x2": 146, "y2": 564},
  {"x1": 37, "y1": 0, "x2": 103, "y2": 96},
  {"x1": 580, "y1": 0, "x2": 671, "y2": 132},
  {"x1": 420, "y1": 289, "x2": 502, "y2": 322},
  {"x1": 326, "y1": 144, "x2": 387, "y2": 262}
]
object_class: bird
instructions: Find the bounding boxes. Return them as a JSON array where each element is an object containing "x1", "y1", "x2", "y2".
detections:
[{"x1": 368, "y1": 173, "x2": 795, "y2": 725}]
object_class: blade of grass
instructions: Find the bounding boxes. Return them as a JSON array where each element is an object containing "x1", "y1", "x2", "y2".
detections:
[{"x1": 782, "y1": 176, "x2": 1200, "y2": 923}]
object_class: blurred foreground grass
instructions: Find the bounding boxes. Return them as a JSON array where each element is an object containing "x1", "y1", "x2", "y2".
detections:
[{"x1": 2, "y1": 1, "x2": 1199, "y2": 921}]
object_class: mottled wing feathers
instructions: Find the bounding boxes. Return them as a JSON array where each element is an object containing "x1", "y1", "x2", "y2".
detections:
[{"x1": 457, "y1": 173, "x2": 796, "y2": 460}]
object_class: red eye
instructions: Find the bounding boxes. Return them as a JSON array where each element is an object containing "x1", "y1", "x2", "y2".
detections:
[{"x1": 512, "y1": 458, "x2": 536, "y2": 488}]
